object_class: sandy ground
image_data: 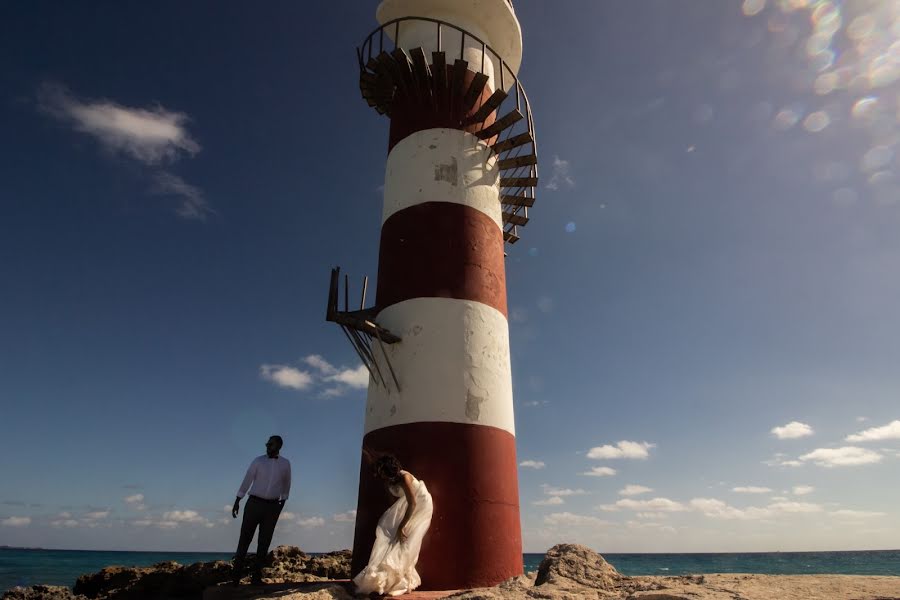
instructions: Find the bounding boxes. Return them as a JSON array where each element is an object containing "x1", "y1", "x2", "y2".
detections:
[
  {"x1": 629, "y1": 573, "x2": 900, "y2": 600},
  {"x1": 202, "y1": 574, "x2": 900, "y2": 600}
]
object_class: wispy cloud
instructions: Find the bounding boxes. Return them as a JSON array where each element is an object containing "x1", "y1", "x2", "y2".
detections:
[
  {"x1": 598, "y1": 497, "x2": 688, "y2": 512},
  {"x1": 543, "y1": 512, "x2": 607, "y2": 527},
  {"x1": 333, "y1": 510, "x2": 356, "y2": 523},
  {"x1": 153, "y1": 172, "x2": 213, "y2": 221},
  {"x1": 545, "y1": 156, "x2": 575, "y2": 191},
  {"x1": 533, "y1": 496, "x2": 564, "y2": 506},
  {"x1": 519, "y1": 460, "x2": 546, "y2": 469},
  {"x1": 1, "y1": 516, "x2": 31, "y2": 527},
  {"x1": 798, "y1": 446, "x2": 883, "y2": 467},
  {"x1": 541, "y1": 485, "x2": 587, "y2": 497},
  {"x1": 260, "y1": 354, "x2": 368, "y2": 397},
  {"x1": 771, "y1": 421, "x2": 814, "y2": 439},
  {"x1": 792, "y1": 485, "x2": 815, "y2": 496},
  {"x1": 587, "y1": 441, "x2": 655, "y2": 460},
  {"x1": 36, "y1": 82, "x2": 209, "y2": 220},
  {"x1": 619, "y1": 485, "x2": 653, "y2": 496},
  {"x1": 732, "y1": 486, "x2": 772, "y2": 494},
  {"x1": 297, "y1": 516, "x2": 325, "y2": 528},
  {"x1": 845, "y1": 419, "x2": 900, "y2": 442},
  {"x1": 582, "y1": 466, "x2": 617, "y2": 477},
  {"x1": 123, "y1": 493, "x2": 147, "y2": 511}
]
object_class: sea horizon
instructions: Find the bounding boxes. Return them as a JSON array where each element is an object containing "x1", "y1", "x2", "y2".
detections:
[{"x1": 4, "y1": 547, "x2": 900, "y2": 592}]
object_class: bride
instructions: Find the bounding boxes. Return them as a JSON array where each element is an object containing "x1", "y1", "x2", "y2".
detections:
[{"x1": 353, "y1": 455, "x2": 434, "y2": 596}]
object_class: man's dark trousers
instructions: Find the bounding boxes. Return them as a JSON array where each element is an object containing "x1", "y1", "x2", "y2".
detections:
[{"x1": 234, "y1": 496, "x2": 283, "y2": 580}]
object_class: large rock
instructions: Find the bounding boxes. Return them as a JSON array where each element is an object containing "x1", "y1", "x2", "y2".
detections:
[
  {"x1": 2, "y1": 586, "x2": 86, "y2": 600},
  {"x1": 534, "y1": 544, "x2": 622, "y2": 591}
]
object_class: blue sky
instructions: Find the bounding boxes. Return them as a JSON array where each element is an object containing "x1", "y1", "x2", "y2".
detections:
[{"x1": 2, "y1": 0, "x2": 899, "y2": 553}]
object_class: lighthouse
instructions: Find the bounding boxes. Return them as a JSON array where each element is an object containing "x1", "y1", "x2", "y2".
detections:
[{"x1": 329, "y1": 0, "x2": 539, "y2": 590}]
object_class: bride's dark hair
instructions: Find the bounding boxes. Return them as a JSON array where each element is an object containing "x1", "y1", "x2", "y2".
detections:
[{"x1": 373, "y1": 454, "x2": 402, "y2": 484}]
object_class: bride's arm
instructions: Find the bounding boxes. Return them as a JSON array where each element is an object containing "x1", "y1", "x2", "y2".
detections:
[{"x1": 396, "y1": 471, "x2": 417, "y2": 542}]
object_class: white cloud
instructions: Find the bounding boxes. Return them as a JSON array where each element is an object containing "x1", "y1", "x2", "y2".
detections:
[
  {"x1": 582, "y1": 466, "x2": 617, "y2": 477},
  {"x1": 689, "y1": 498, "x2": 823, "y2": 520},
  {"x1": 846, "y1": 420, "x2": 900, "y2": 443},
  {"x1": 153, "y1": 172, "x2": 213, "y2": 221},
  {"x1": 132, "y1": 519, "x2": 154, "y2": 527},
  {"x1": 38, "y1": 82, "x2": 200, "y2": 164},
  {"x1": 124, "y1": 494, "x2": 146, "y2": 511},
  {"x1": 543, "y1": 512, "x2": 607, "y2": 527},
  {"x1": 325, "y1": 364, "x2": 369, "y2": 389},
  {"x1": 619, "y1": 485, "x2": 653, "y2": 496},
  {"x1": 799, "y1": 446, "x2": 883, "y2": 467},
  {"x1": 533, "y1": 496, "x2": 564, "y2": 506},
  {"x1": 297, "y1": 516, "x2": 325, "y2": 528},
  {"x1": 1, "y1": 516, "x2": 31, "y2": 527},
  {"x1": 260, "y1": 364, "x2": 313, "y2": 391},
  {"x1": 587, "y1": 441, "x2": 655, "y2": 460},
  {"x1": 545, "y1": 156, "x2": 575, "y2": 191},
  {"x1": 830, "y1": 509, "x2": 886, "y2": 519},
  {"x1": 732, "y1": 486, "x2": 772, "y2": 494},
  {"x1": 636, "y1": 512, "x2": 668, "y2": 520},
  {"x1": 541, "y1": 485, "x2": 587, "y2": 497},
  {"x1": 768, "y1": 501, "x2": 823, "y2": 514},
  {"x1": 771, "y1": 421, "x2": 814, "y2": 439},
  {"x1": 304, "y1": 354, "x2": 368, "y2": 388},
  {"x1": 161, "y1": 510, "x2": 205, "y2": 523},
  {"x1": 262, "y1": 355, "x2": 368, "y2": 396},
  {"x1": 599, "y1": 498, "x2": 688, "y2": 512},
  {"x1": 51, "y1": 518, "x2": 80, "y2": 528},
  {"x1": 792, "y1": 485, "x2": 815, "y2": 496},
  {"x1": 333, "y1": 510, "x2": 357, "y2": 523},
  {"x1": 519, "y1": 460, "x2": 546, "y2": 469},
  {"x1": 303, "y1": 355, "x2": 336, "y2": 374},
  {"x1": 83, "y1": 511, "x2": 110, "y2": 520}
]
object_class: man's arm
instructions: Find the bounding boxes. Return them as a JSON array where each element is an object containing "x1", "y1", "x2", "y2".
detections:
[
  {"x1": 232, "y1": 460, "x2": 257, "y2": 518},
  {"x1": 280, "y1": 461, "x2": 291, "y2": 505}
]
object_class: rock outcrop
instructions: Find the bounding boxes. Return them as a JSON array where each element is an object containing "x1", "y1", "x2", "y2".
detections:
[
  {"x1": 1, "y1": 587, "x2": 86, "y2": 600},
  {"x1": 446, "y1": 544, "x2": 667, "y2": 599},
  {"x1": 2, "y1": 546, "x2": 351, "y2": 600}
]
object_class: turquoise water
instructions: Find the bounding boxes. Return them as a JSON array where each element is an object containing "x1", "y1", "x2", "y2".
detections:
[{"x1": 2, "y1": 548, "x2": 899, "y2": 592}]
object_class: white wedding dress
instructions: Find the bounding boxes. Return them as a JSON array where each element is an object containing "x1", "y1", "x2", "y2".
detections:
[{"x1": 353, "y1": 471, "x2": 434, "y2": 596}]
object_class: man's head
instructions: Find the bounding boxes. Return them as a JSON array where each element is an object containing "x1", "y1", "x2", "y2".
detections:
[{"x1": 266, "y1": 435, "x2": 283, "y2": 457}]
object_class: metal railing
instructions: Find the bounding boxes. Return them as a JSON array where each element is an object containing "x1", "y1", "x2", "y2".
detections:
[{"x1": 356, "y1": 16, "x2": 538, "y2": 242}]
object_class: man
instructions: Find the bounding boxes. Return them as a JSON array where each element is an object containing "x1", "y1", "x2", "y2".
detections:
[{"x1": 232, "y1": 435, "x2": 292, "y2": 585}]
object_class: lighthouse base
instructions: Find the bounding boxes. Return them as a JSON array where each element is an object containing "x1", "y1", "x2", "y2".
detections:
[{"x1": 352, "y1": 421, "x2": 523, "y2": 591}]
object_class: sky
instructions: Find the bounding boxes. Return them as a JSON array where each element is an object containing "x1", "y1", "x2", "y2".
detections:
[{"x1": 1, "y1": 0, "x2": 899, "y2": 554}]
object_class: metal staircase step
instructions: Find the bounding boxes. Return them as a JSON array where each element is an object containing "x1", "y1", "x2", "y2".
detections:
[
  {"x1": 476, "y1": 109, "x2": 523, "y2": 140},
  {"x1": 461, "y1": 73, "x2": 489, "y2": 114},
  {"x1": 491, "y1": 132, "x2": 533, "y2": 154},
  {"x1": 500, "y1": 194, "x2": 535, "y2": 207},
  {"x1": 500, "y1": 177, "x2": 538, "y2": 188},
  {"x1": 450, "y1": 59, "x2": 469, "y2": 103},
  {"x1": 497, "y1": 153, "x2": 537, "y2": 170},
  {"x1": 502, "y1": 212, "x2": 529, "y2": 226},
  {"x1": 503, "y1": 230, "x2": 520, "y2": 243},
  {"x1": 466, "y1": 89, "x2": 508, "y2": 124}
]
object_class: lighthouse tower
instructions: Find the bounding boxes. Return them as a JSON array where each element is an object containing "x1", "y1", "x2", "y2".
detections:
[{"x1": 337, "y1": 0, "x2": 539, "y2": 590}]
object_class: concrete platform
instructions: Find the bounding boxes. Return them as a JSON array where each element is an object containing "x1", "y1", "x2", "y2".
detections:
[{"x1": 202, "y1": 580, "x2": 460, "y2": 599}]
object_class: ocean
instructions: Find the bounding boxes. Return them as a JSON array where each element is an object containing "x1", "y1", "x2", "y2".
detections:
[{"x1": 2, "y1": 548, "x2": 899, "y2": 592}]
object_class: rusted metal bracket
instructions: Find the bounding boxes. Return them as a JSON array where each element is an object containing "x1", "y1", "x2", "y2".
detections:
[{"x1": 326, "y1": 267, "x2": 401, "y2": 392}]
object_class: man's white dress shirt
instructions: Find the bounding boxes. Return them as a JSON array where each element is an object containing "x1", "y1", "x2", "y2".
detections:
[{"x1": 237, "y1": 455, "x2": 292, "y2": 501}]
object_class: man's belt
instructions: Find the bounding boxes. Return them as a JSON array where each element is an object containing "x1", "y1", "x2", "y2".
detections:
[{"x1": 248, "y1": 495, "x2": 282, "y2": 504}]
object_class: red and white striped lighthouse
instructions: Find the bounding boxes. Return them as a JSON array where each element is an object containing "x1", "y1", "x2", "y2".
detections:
[{"x1": 337, "y1": 0, "x2": 539, "y2": 590}]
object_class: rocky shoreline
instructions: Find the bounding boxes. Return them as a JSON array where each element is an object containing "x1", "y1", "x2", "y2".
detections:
[{"x1": 4, "y1": 544, "x2": 899, "y2": 600}]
